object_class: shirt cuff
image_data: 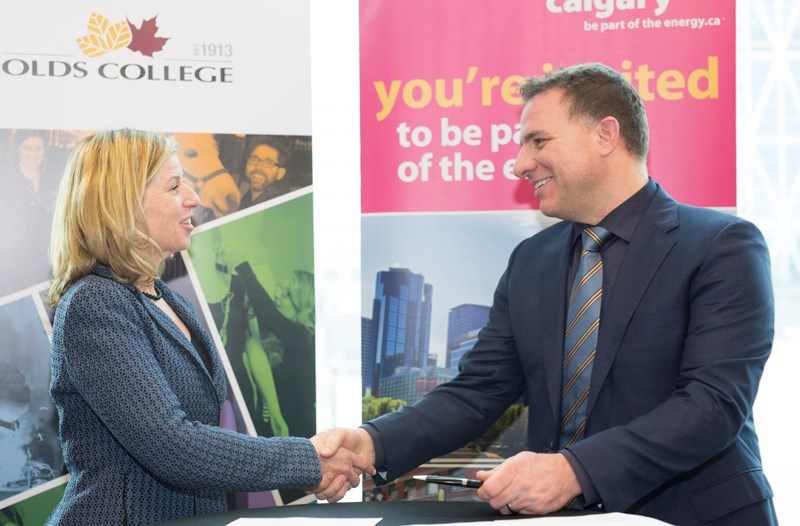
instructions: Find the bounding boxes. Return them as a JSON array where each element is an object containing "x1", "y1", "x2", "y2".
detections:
[
  {"x1": 361, "y1": 423, "x2": 388, "y2": 485},
  {"x1": 561, "y1": 448, "x2": 601, "y2": 508}
]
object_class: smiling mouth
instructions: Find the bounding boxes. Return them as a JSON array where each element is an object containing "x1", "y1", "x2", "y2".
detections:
[{"x1": 534, "y1": 177, "x2": 552, "y2": 190}]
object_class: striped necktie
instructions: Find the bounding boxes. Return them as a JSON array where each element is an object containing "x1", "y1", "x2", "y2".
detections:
[{"x1": 560, "y1": 226, "x2": 614, "y2": 449}]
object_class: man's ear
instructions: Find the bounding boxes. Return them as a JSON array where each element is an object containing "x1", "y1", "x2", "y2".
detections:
[
  {"x1": 596, "y1": 116, "x2": 620, "y2": 157},
  {"x1": 276, "y1": 166, "x2": 287, "y2": 181}
]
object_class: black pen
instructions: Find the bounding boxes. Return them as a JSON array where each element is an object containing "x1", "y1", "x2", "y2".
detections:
[{"x1": 413, "y1": 475, "x2": 483, "y2": 488}]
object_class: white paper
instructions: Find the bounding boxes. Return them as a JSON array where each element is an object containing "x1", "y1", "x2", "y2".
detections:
[
  {"x1": 227, "y1": 518, "x2": 382, "y2": 526},
  {"x1": 227, "y1": 512, "x2": 671, "y2": 525},
  {"x1": 403, "y1": 512, "x2": 673, "y2": 526}
]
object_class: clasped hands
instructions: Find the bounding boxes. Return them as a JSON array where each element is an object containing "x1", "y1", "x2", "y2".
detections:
[
  {"x1": 308, "y1": 427, "x2": 376, "y2": 502},
  {"x1": 309, "y1": 428, "x2": 582, "y2": 514}
]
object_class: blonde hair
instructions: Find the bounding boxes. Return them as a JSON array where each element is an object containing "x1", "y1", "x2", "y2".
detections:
[
  {"x1": 47, "y1": 129, "x2": 177, "y2": 306},
  {"x1": 285, "y1": 270, "x2": 315, "y2": 332}
]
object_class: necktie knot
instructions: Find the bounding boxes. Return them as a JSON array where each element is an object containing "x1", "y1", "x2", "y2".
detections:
[{"x1": 582, "y1": 226, "x2": 613, "y2": 253}]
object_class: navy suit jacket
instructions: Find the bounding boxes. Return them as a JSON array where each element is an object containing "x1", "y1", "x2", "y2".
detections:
[
  {"x1": 48, "y1": 265, "x2": 320, "y2": 526},
  {"x1": 370, "y1": 185, "x2": 775, "y2": 525}
]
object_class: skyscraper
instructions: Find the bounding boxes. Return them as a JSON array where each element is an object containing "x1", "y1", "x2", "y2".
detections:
[
  {"x1": 368, "y1": 267, "x2": 432, "y2": 395},
  {"x1": 446, "y1": 304, "x2": 490, "y2": 370}
]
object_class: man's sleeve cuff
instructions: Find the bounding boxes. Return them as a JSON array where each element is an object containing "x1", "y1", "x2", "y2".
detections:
[
  {"x1": 361, "y1": 423, "x2": 388, "y2": 485},
  {"x1": 561, "y1": 448, "x2": 601, "y2": 507}
]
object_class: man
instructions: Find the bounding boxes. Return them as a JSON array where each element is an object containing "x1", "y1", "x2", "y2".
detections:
[
  {"x1": 317, "y1": 63, "x2": 777, "y2": 525},
  {"x1": 240, "y1": 140, "x2": 290, "y2": 208}
]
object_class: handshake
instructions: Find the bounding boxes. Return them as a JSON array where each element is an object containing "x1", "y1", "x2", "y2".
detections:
[
  {"x1": 307, "y1": 427, "x2": 376, "y2": 503},
  {"x1": 305, "y1": 427, "x2": 583, "y2": 515}
]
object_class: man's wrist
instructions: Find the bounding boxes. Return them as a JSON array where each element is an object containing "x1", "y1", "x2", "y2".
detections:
[
  {"x1": 360, "y1": 423, "x2": 388, "y2": 484},
  {"x1": 560, "y1": 449, "x2": 599, "y2": 506}
]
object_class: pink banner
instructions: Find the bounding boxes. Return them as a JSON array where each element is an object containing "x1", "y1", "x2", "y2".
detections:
[{"x1": 360, "y1": 0, "x2": 735, "y2": 213}]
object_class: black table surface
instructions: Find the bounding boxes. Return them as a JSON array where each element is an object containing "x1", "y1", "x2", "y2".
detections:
[{"x1": 154, "y1": 501, "x2": 596, "y2": 525}]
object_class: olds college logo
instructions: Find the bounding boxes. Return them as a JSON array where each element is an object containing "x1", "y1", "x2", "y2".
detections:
[
  {"x1": 1, "y1": 10, "x2": 231, "y2": 84},
  {"x1": 76, "y1": 13, "x2": 169, "y2": 58}
]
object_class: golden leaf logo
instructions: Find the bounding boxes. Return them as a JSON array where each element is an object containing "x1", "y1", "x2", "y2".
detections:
[{"x1": 76, "y1": 13, "x2": 132, "y2": 58}]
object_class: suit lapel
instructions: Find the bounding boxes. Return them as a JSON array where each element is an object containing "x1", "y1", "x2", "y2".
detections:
[
  {"x1": 586, "y1": 188, "x2": 679, "y2": 416},
  {"x1": 533, "y1": 224, "x2": 574, "y2": 426}
]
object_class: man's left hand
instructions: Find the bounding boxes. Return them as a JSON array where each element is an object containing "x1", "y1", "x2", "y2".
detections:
[{"x1": 476, "y1": 452, "x2": 581, "y2": 515}]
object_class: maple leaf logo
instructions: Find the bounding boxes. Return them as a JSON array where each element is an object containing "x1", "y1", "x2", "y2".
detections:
[
  {"x1": 76, "y1": 13, "x2": 169, "y2": 58},
  {"x1": 127, "y1": 16, "x2": 170, "y2": 57},
  {"x1": 76, "y1": 13, "x2": 132, "y2": 58}
]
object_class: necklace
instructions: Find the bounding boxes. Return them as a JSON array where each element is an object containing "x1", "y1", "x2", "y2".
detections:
[{"x1": 140, "y1": 285, "x2": 162, "y2": 301}]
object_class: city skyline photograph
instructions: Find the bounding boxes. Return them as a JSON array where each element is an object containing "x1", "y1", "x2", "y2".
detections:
[{"x1": 361, "y1": 211, "x2": 549, "y2": 369}]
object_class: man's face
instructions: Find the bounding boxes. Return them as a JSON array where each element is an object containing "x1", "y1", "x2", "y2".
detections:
[
  {"x1": 513, "y1": 89, "x2": 603, "y2": 222},
  {"x1": 246, "y1": 144, "x2": 286, "y2": 193}
]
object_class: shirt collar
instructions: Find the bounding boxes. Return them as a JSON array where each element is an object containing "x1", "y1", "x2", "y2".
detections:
[{"x1": 573, "y1": 177, "x2": 657, "y2": 244}]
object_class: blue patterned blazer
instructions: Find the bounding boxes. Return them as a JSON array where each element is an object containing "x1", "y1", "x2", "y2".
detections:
[{"x1": 47, "y1": 265, "x2": 320, "y2": 526}]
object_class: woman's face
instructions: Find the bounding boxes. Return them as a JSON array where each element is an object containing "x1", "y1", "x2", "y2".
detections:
[
  {"x1": 140, "y1": 153, "x2": 200, "y2": 261},
  {"x1": 16, "y1": 135, "x2": 45, "y2": 171}
]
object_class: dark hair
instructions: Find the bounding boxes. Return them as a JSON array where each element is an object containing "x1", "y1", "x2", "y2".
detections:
[
  {"x1": 248, "y1": 136, "x2": 290, "y2": 166},
  {"x1": 13, "y1": 129, "x2": 48, "y2": 151},
  {"x1": 518, "y1": 63, "x2": 648, "y2": 161}
]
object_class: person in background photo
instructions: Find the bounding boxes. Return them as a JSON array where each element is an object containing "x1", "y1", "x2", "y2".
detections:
[
  {"x1": 45, "y1": 129, "x2": 371, "y2": 526},
  {"x1": 209, "y1": 241, "x2": 316, "y2": 440},
  {"x1": 239, "y1": 139, "x2": 291, "y2": 209},
  {"x1": 0, "y1": 130, "x2": 63, "y2": 295},
  {"x1": 318, "y1": 62, "x2": 777, "y2": 526},
  {"x1": 11, "y1": 130, "x2": 56, "y2": 208},
  {"x1": 233, "y1": 255, "x2": 316, "y2": 441},
  {"x1": 216, "y1": 257, "x2": 292, "y2": 440}
]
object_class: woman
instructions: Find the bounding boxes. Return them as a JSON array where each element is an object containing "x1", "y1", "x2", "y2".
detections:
[
  {"x1": 13, "y1": 130, "x2": 51, "y2": 204},
  {"x1": 210, "y1": 256, "x2": 289, "y2": 439},
  {"x1": 241, "y1": 266, "x2": 317, "y2": 440},
  {"x1": 0, "y1": 129, "x2": 62, "y2": 295},
  {"x1": 45, "y1": 129, "x2": 365, "y2": 525},
  {"x1": 220, "y1": 253, "x2": 316, "y2": 442}
]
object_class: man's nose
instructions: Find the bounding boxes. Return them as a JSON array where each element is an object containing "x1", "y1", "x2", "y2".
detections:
[{"x1": 513, "y1": 148, "x2": 537, "y2": 180}]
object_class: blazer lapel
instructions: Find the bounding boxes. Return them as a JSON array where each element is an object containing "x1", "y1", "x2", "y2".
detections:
[
  {"x1": 140, "y1": 284, "x2": 226, "y2": 408},
  {"x1": 533, "y1": 224, "x2": 574, "y2": 426},
  {"x1": 179, "y1": 304, "x2": 228, "y2": 406},
  {"x1": 586, "y1": 188, "x2": 680, "y2": 416}
]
